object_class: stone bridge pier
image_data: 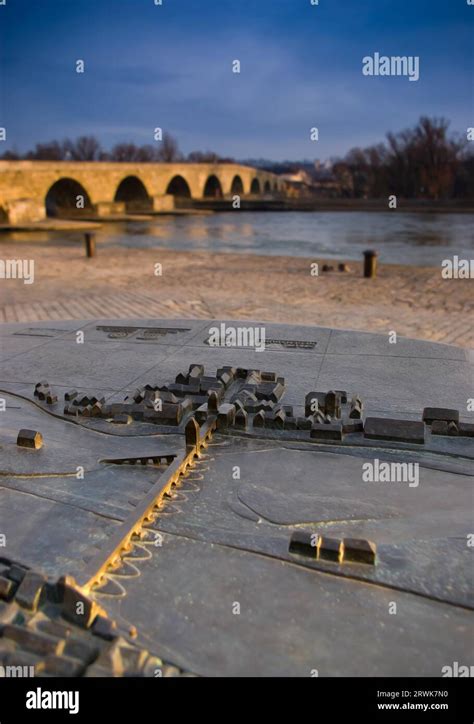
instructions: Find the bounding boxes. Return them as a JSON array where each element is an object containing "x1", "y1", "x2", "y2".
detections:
[{"x1": 0, "y1": 161, "x2": 284, "y2": 223}]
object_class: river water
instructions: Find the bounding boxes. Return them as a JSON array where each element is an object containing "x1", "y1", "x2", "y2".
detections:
[{"x1": 7, "y1": 210, "x2": 474, "y2": 267}]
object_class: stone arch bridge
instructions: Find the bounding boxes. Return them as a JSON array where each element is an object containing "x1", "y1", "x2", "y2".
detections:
[{"x1": 0, "y1": 161, "x2": 284, "y2": 223}]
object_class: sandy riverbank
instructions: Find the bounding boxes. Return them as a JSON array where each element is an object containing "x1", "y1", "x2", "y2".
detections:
[{"x1": 0, "y1": 241, "x2": 472, "y2": 348}]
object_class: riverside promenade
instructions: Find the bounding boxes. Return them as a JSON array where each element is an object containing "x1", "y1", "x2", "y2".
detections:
[{"x1": 0, "y1": 242, "x2": 472, "y2": 349}]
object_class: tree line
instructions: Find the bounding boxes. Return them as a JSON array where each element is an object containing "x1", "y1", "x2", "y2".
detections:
[
  {"x1": 331, "y1": 117, "x2": 473, "y2": 200},
  {"x1": 0, "y1": 133, "x2": 234, "y2": 164},
  {"x1": 2, "y1": 117, "x2": 472, "y2": 199}
]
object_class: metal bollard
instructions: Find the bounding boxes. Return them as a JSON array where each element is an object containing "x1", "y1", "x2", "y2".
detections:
[
  {"x1": 363, "y1": 249, "x2": 378, "y2": 278},
  {"x1": 84, "y1": 233, "x2": 96, "y2": 258}
]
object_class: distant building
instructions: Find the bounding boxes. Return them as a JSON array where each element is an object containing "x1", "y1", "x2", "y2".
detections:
[
  {"x1": 278, "y1": 165, "x2": 346, "y2": 198},
  {"x1": 279, "y1": 170, "x2": 313, "y2": 197}
]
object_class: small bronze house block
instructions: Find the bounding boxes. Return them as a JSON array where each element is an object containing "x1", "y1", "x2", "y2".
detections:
[
  {"x1": 342, "y1": 538, "x2": 377, "y2": 565},
  {"x1": 289, "y1": 531, "x2": 318, "y2": 558},
  {"x1": 317, "y1": 536, "x2": 342, "y2": 562},
  {"x1": 17, "y1": 429, "x2": 43, "y2": 450}
]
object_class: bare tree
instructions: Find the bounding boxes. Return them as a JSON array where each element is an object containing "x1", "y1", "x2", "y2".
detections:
[
  {"x1": 340, "y1": 117, "x2": 465, "y2": 199},
  {"x1": 109, "y1": 143, "x2": 163, "y2": 162},
  {"x1": 63, "y1": 136, "x2": 102, "y2": 161},
  {"x1": 332, "y1": 161, "x2": 354, "y2": 197},
  {"x1": 0, "y1": 149, "x2": 21, "y2": 160},
  {"x1": 156, "y1": 132, "x2": 180, "y2": 162},
  {"x1": 110, "y1": 143, "x2": 141, "y2": 162},
  {"x1": 187, "y1": 150, "x2": 221, "y2": 163},
  {"x1": 135, "y1": 145, "x2": 159, "y2": 162},
  {"x1": 411, "y1": 116, "x2": 464, "y2": 199},
  {"x1": 25, "y1": 140, "x2": 65, "y2": 160}
]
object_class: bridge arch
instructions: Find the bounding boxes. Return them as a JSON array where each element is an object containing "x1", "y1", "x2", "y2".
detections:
[
  {"x1": 166, "y1": 175, "x2": 191, "y2": 198},
  {"x1": 250, "y1": 178, "x2": 261, "y2": 195},
  {"x1": 203, "y1": 175, "x2": 223, "y2": 198},
  {"x1": 114, "y1": 176, "x2": 151, "y2": 211},
  {"x1": 263, "y1": 180, "x2": 271, "y2": 194},
  {"x1": 230, "y1": 175, "x2": 244, "y2": 195},
  {"x1": 45, "y1": 178, "x2": 93, "y2": 217}
]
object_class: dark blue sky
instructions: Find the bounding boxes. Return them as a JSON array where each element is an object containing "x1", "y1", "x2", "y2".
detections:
[{"x1": 0, "y1": 0, "x2": 472, "y2": 160}]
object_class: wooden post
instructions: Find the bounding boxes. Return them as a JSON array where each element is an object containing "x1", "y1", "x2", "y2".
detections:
[
  {"x1": 84, "y1": 233, "x2": 96, "y2": 258},
  {"x1": 363, "y1": 249, "x2": 377, "y2": 278}
]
